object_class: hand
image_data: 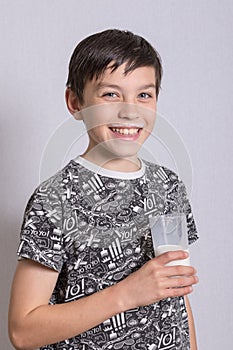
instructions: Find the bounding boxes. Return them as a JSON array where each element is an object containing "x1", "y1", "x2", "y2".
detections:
[{"x1": 117, "y1": 250, "x2": 198, "y2": 310}]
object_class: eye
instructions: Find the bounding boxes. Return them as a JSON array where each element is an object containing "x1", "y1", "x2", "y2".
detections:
[
  {"x1": 102, "y1": 92, "x2": 118, "y2": 98},
  {"x1": 138, "y1": 92, "x2": 152, "y2": 99}
]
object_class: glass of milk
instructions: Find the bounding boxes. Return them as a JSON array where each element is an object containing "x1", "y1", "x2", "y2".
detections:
[{"x1": 149, "y1": 213, "x2": 190, "y2": 266}]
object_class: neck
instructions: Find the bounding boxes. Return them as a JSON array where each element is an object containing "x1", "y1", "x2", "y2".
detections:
[{"x1": 81, "y1": 148, "x2": 141, "y2": 172}]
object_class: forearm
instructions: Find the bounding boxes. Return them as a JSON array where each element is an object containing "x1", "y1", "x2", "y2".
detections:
[
  {"x1": 9, "y1": 253, "x2": 198, "y2": 350},
  {"x1": 9, "y1": 282, "x2": 125, "y2": 350},
  {"x1": 185, "y1": 296, "x2": 198, "y2": 350}
]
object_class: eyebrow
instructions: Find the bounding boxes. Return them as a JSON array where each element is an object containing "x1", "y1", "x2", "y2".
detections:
[
  {"x1": 96, "y1": 83, "x2": 121, "y2": 91},
  {"x1": 96, "y1": 83, "x2": 156, "y2": 91}
]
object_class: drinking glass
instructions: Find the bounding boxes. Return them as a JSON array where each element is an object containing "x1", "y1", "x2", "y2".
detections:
[{"x1": 149, "y1": 213, "x2": 190, "y2": 266}]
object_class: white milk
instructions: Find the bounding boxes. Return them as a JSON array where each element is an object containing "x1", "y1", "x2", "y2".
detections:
[{"x1": 156, "y1": 244, "x2": 190, "y2": 266}]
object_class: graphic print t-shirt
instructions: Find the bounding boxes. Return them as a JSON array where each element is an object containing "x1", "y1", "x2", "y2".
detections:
[{"x1": 18, "y1": 157, "x2": 198, "y2": 350}]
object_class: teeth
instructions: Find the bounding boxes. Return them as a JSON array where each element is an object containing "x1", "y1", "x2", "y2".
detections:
[{"x1": 111, "y1": 128, "x2": 139, "y2": 135}]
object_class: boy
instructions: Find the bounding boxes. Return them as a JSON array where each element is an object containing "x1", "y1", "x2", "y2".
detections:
[{"x1": 9, "y1": 29, "x2": 199, "y2": 350}]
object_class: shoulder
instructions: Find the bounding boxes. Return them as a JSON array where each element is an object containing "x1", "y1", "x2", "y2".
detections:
[
  {"x1": 143, "y1": 159, "x2": 190, "y2": 207},
  {"x1": 25, "y1": 160, "x2": 80, "y2": 210},
  {"x1": 143, "y1": 159, "x2": 181, "y2": 184},
  {"x1": 35, "y1": 160, "x2": 80, "y2": 193}
]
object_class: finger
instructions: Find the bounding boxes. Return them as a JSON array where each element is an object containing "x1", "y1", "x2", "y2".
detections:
[
  {"x1": 155, "y1": 250, "x2": 189, "y2": 266},
  {"x1": 167, "y1": 285, "x2": 194, "y2": 298},
  {"x1": 164, "y1": 275, "x2": 199, "y2": 289},
  {"x1": 164, "y1": 265, "x2": 197, "y2": 278},
  {"x1": 157, "y1": 285, "x2": 194, "y2": 300}
]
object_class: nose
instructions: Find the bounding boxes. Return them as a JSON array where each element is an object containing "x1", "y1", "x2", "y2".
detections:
[{"x1": 118, "y1": 103, "x2": 141, "y2": 120}]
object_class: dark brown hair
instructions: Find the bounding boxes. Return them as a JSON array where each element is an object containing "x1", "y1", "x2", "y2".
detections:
[{"x1": 66, "y1": 29, "x2": 162, "y2": 104}]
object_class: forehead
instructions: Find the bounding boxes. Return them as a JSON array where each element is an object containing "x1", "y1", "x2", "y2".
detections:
[{"x1": 87, "y1": 64, "x2": 156, "y2": 90}]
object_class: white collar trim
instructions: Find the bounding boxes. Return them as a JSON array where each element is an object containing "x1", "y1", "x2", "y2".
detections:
[{"x1": 73, "y1": 156, "x2": 145, "y2": 179}]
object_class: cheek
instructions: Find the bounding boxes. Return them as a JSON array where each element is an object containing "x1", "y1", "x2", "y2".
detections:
[
  {"x1": 144, "y1": 116, "x2": 156, "y2": 134},
  {"x1": 87, "y1": 125, "x2": 108, "y2": 142},
  {"x1": 140, "y1": 130, "x2": 151, "y2": 144},
  {"x1": 83, "y1": 107, "x2": 112, "y2": 131}
]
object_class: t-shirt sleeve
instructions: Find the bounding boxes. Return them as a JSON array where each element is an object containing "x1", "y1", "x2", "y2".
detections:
[
  {"x1": 177, "y1": 179, "x2": 199, "y2": 245},
  {"x1": 17, "y1": 180, "x2": 64, "y2": 272},
  {"x1": 165, "y1": 172, "x2": 199, "y2": 245}
]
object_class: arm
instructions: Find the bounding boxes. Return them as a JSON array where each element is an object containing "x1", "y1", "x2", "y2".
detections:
[
  {"x1": 185, "y1": 296, "x2": 198, "y2": 350},
  {"x1": 9, "y1": 251, "x2": 198, "y2": 350},
  {"x1": 9, "y1": 259, "x2": 125, "y2": 350}
]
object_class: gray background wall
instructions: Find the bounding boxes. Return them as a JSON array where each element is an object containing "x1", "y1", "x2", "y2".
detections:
[{"x1": 1, "y1": 0, "x2": 233, "y2": 348}]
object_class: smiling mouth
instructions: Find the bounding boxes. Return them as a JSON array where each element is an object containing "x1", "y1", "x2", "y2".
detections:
[{"x1": 109, "y1": 127, "x2": 142, "y2": 136}]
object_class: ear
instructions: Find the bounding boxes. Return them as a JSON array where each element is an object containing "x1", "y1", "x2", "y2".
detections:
[{"x1": 65, "y1": 88, "x2": 83, "y2": 120}]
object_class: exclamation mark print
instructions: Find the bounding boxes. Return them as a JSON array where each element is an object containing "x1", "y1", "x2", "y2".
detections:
[
  {"x1": 109, "y1": 244, "x2": 115, "y2": 261},
  {"x1": 92, "y1": 177, "x2": 101, "y2": 191},
  {"x1": 112, "y1": 316, "x2": 117, "y2": 330},
  {"x1": 112, "y1": 312, "x2": 126, "y2": 330},
  {"x1": 94, "y1": 174, "x2": 105, "y2": 191},
  {"x1": 156, "y1": 168, "x2": 169, "y2": 182},
  {"x1": 116, "y1": 314, "x2": 121, "y2": 329},
  {"x1": 116, "y1": 238, "x2": 123, "y2": 258},
  {"x1": 117, "y1": 313, "x2": 126, "y2": 330},
  {"x1": 112, "y1": 241, "x2": 118, "y2": 260},
  {"x1": 66, "y1": 187, "x2": 71, "y2": 199},
  {"x1": 88, "y1": 179, "x2": 98, "y2": 192},
  {"x1": 81, "y1": 278, "x2": 85, "y2": 295},
  {"x1": 121, "y1": 312, "x2": 126, "y2": 328}
]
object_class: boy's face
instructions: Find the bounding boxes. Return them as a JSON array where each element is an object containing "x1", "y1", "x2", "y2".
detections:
[{"x1": 69, "y1": 63, "x2": 157, "y2": 168}]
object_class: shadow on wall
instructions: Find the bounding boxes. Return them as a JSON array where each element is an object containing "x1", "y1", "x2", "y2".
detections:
[
  {"x1": 0, "y1": 91, "x2": 34, "y2": 349},
  {"x1": 1, "y1": 217, "x2": 21, "y2": 350}
]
